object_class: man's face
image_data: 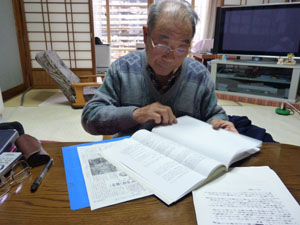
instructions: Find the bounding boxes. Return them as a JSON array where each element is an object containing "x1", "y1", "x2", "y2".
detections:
[{"x1": 143, "y1": 16, "x2": 193, "y2": 76}]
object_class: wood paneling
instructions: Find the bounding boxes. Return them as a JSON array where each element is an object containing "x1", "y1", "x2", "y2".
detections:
[
  {"x1": 2, "y1": 84, "x2": 26, "y2": 101},
  {"x1": 31, "y1": 70, "x2": 57, "y2": 89},
  {"x1": 31, "y1": 69, "x2": 95, "y2": 88}
]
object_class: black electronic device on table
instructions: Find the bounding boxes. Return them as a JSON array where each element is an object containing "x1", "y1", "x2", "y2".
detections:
[{"x1": 0, "y1": 129, "x2": 19, "y2": 154}]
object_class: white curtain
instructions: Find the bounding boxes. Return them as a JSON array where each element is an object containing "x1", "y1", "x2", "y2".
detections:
[
  {"x1": 193, "y1": 0, "x2": 221, "y2": 45},
  {"x1": 93, "y1": 0, "x2": 106, "y2": 42}
]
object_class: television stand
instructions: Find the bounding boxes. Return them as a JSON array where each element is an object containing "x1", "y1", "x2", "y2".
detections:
[
  {"x1": 211, "y1": 59, "x2": 300, "y2": 103},
  {"x1": 252, "y1": 56, "x2": 263, "y2": 61},
  {"x1": 234, "y1": 57, "x2": 277, "y2": 64},
  {"x1": 234, "y1": 60, "x2": 277, "y2": 65}
]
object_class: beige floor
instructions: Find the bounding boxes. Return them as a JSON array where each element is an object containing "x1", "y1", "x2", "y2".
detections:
[
  {"x1": 2, "y1": 89, "x2": 103, "y2": 142},
  {"x1": 2, "y1": 89, "x2": 300, "y2": 146}
]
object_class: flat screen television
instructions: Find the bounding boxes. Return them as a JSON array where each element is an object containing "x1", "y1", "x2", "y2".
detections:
[{"x1": 212, "y1": 3, "x2": 300, "y2": 59}]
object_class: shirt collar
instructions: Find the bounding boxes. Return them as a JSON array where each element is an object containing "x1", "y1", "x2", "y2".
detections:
[{"x1": 147, "y1": 65, "x2": 182, "y2": 94}]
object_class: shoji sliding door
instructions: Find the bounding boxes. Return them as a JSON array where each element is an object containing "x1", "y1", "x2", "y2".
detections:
[{"x1": 22, "y1": 0, "x2": 95, "y2": 88}]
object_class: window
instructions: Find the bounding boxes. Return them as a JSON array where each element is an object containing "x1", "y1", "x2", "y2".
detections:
[{"x1": 93, "y1": 0, "x2": 148, "y2": 62}]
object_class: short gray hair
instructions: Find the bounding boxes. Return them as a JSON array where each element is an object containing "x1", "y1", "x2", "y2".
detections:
[{"x1": 147, "y1": 0, "x2": 199, "y2": 37}]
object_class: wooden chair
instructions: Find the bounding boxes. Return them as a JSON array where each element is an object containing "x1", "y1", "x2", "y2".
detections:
[{"x1": 35, "y1": 50, "x2": 104, "y2": 108}]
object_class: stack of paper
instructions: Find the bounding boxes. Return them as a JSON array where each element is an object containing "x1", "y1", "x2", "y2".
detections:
[{"x1": 192, "y1": 166, "x2": 300, "y2": 225}]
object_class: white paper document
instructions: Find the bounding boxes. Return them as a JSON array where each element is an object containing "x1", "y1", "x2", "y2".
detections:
[
  {"x1": 192, "y1": 166, "x2": 300, "y2": 225},
  {"x1": 77, "y1": 145, "x2": 151, "y2": 210}
]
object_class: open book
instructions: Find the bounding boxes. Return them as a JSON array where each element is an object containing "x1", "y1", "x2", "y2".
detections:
[{"x1": 98, "y1": 116, "x2": 262, "y2": 205}]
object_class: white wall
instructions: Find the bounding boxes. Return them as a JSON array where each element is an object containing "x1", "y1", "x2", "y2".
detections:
[{"x1": 0, "y1": 0, "x2": 23, "y2": 92}]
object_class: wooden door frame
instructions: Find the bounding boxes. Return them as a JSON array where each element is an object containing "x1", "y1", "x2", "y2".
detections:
[{"x1": 12, "y1": 0, "x2": 32, "y2": 89}]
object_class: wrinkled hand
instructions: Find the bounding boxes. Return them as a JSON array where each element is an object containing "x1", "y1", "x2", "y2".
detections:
[
  {"x1": 210, "y1": 118, "x2": 239, "y2": 134},
  {"x1": 133, "y1": 102, "x2": 177, "y2": 125}
]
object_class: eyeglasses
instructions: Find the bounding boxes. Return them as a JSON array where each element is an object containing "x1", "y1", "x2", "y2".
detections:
[
  {"x1": 0, "y1": 160, "x2": 31, "y2": 198},
  {"x1": 150, "y1": 38, "x2": 189, "y2": 57}
]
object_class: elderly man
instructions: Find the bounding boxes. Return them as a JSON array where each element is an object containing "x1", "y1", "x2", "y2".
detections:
[{"x1": 82, "y1": 0, "x2": 237, "y2": 137}]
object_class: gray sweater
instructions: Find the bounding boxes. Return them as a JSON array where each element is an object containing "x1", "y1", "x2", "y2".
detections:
[{"x1": 81, "y1": 50, "x2": 228, "y2": 136}]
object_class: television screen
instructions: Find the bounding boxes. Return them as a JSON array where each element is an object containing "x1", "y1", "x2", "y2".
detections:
[{"x1": 213, "y1": 3, "x2": 300, "y2": 58}]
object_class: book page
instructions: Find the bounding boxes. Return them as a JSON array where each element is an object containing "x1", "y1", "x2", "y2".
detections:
[
  {"x1": 100, "y1": 138, "x2": 206, "y2": 205},
  {"x1": 132, "y1": 129, "x2": 224, "y2": 178},
  {"x1": 192, "y1": 167, "x2": 300, "y2": 225},
  {"x1": 77, "y1": 145, "x2": 151, "y2": 210},
  {"x1": 152, "y1": 116, "x2": 262, "y2": 168}
]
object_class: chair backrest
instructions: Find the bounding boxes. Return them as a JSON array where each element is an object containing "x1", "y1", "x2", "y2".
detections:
[{"x1": 35, "y1": 50, "x2": 81, "y2": 104}]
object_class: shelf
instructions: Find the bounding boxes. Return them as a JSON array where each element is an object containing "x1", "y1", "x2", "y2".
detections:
[
  {"x1": 216, "y1": 90, "x2": 289, "y2": 102},
  {"x1": 229, "y1": 87, "x2": 287, "y2": 99},
  {"x1": 216, "y1": 73, "x2": 291, "y2": 84},
  {"x1": 211, "y1": 59, "x2": 300, "y2": 103},
  {"x1": 212, "y1": 59, "x2": 300, "y2": 69}
]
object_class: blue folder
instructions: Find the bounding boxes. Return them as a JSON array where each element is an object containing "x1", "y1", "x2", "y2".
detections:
[{"x1": 62, "y1": 137, "x2": 129, "y2": 210}]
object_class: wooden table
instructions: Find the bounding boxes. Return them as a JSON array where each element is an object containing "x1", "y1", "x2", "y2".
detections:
[{"x1": 0, "y1": 142, "x2": 299, "y2": 225}]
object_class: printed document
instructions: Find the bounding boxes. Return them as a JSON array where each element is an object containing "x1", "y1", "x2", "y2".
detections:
[
  {"x1": 77, "y1": 145, "x2": 151, "y2": 210},
  {"x1": 192, "y1": 166, "x2": 300, "y2": 225}
]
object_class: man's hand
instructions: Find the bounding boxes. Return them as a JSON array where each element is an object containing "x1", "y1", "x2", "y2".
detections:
[
  {"x1": 133, "y1": 102, "x2": 177, "y2": 125},
  {"x1": 210, "y1": 118, "x2": 239, "y2": 134}
]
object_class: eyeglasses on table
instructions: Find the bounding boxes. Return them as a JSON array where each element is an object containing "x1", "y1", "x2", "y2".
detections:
[{"x1": 0, "y1": 160, "x2": 32, "y2": 199}]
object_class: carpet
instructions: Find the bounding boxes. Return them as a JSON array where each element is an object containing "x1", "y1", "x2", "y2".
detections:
[
  {"x1": 2, "y1": 106, "x2": 103, "y2": 142},
  {"x1": 4, "y1": 89, "x2": 62, "y2": 107},
  {"x1": 39, "y1": 92, "x2": 69, "y2": 106}
]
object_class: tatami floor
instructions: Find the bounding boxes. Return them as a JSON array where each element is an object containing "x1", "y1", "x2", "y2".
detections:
[{"x1": 1, "y1": 89, "x2": 300, "y2": 146}]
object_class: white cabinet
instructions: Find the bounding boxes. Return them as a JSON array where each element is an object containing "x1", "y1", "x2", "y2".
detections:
[
  {"x1": 211, "y1": 59, "x2": 300, "y2": 103},
  {"x1": 95, "y1": 44, "x2": 111, "y2": 74}
]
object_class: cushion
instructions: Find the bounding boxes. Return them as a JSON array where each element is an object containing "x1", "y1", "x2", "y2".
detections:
[{"x1": 35, "y1": 50, "x2": 80, "y2": 103}]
